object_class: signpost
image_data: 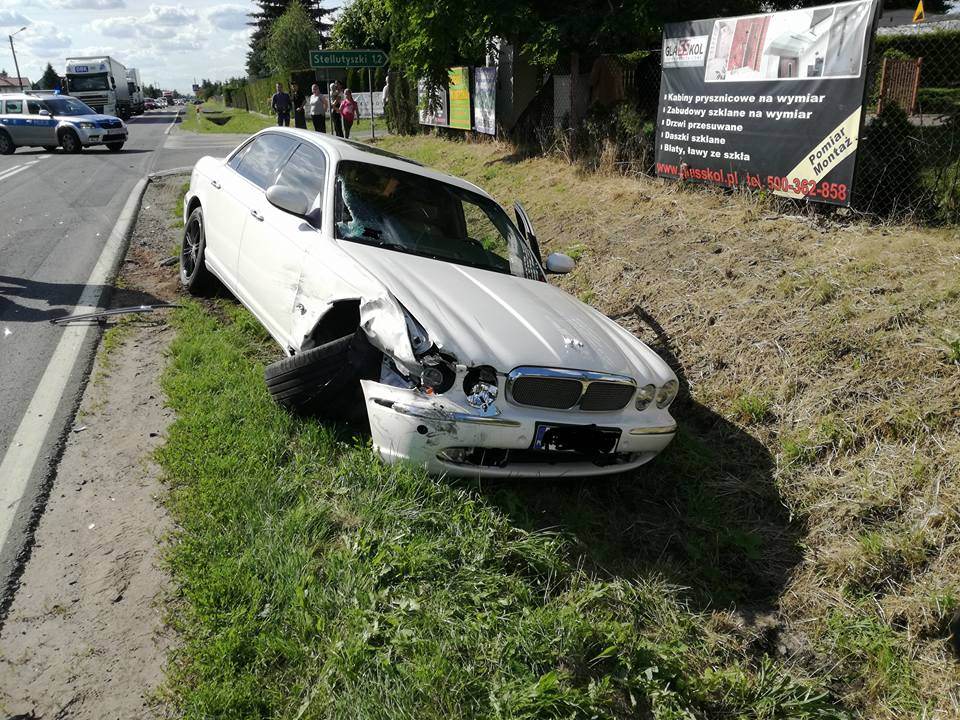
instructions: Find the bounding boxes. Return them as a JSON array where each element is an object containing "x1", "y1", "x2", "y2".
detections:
[{"x1": 309, "y1": 49, "x2": 388, "y2": 139}]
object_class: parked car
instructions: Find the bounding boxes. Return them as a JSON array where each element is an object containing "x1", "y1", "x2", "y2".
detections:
[
  {"x1": 144, "y1": 98, "x2": 158, "y2": 110},
  {"x1": 180, "y1": 130, "x2": 678, "y2": 477},
  {"x1": 0, "y1": 93, "x2": 127, "y2": 154}
]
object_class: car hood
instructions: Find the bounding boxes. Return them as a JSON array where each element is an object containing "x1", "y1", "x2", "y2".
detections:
[
  {"x1": 337, "y1": 242, "x2": 674, "y2": 383},
  {"x1": 60, "y1": 113, "x2": 121, "y2": 124}
]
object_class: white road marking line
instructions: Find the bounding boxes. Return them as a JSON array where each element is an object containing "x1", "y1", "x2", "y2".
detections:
[
  {"x1": 164, "y1": 108, "x2": 182, "y2": 136},
  {"x1": 0, "y1": 165, "x2": 26, "y2": 183},
  {"x1": 0, "y1": 176, "x2": 149, "y2": 556}
]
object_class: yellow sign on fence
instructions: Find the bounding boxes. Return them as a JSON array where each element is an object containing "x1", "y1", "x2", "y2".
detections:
[{"x1": 448, "y1": 67, "x2": 471, "y2": 130}]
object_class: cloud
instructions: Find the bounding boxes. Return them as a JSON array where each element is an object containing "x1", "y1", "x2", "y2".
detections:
[
  {"x1": 145, "y1": 3, "x2": 197, "y2": 26},
  {"x1": 54, "y1": 0, "x2": 125, "y2": 8},
  {"x1": 0, "y1": 8, "x2": 30, "y2": 26},
  {"x1": 90, "y1": 15, "x2": 139, "y2": 36},
  {"x1": 21, "y1": 20, "x2": 71, "y2": 51},
  {"x1": 206, "y1": 4, "x2": 249, "y2": 31},
  {"x1": 156, "y1": 33, "x2": 203, "y2": 51}
]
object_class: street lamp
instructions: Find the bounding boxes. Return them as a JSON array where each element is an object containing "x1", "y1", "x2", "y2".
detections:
[{"x1": 8, "y1": 26, "x2": 27, "y2": 91}]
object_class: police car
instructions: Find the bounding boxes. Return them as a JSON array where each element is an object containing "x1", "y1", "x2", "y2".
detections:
[{"x1": 0, "y1": 93, "x2": 127, "y2": 155}]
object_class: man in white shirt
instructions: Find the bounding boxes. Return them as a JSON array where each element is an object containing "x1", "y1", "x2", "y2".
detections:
[{"x1": 308, "y1": 83, "x2": 327, "y2": 132}]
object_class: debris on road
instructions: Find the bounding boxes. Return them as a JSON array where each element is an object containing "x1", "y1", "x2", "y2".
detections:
[{"x1": 49, "y1": 303, "x2": 182, "y2": 326}]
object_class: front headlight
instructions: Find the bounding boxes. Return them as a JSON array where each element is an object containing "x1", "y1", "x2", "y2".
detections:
[
  {"x1": 655, "y1": 379, "x2": 679, "y2": 408},
  {"x1": 76, "y1": 121, "x2": 96, "y2": 129},
  {"x1": 635, "y1": 383, "x2": 656, "y2": 411}
]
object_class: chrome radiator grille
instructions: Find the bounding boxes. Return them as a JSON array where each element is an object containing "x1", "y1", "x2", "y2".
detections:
[{"x1": 506, "y1": 368, "x2": 636, "y2": 412}]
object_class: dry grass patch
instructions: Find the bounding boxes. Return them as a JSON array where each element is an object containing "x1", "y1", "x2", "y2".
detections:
[{"x1": 375, "y1": 134, "x2": 960, "y2": 719}]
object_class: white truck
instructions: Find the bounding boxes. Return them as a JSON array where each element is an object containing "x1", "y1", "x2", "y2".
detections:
[
  {"x1": 126, "y1": 67, "x2": 144, "y2": 116},
  {"x1": 65, "y1": 56, "x2": 131, "y2": 119}
]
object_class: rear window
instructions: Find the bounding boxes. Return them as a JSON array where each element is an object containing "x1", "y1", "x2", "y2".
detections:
[{"x1": 4, "y1": 100, "x2": 23, "y2": 114}]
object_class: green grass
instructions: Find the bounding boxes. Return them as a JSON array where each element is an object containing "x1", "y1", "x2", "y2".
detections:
[
  {"x1": 173, "y1": 181, "x2": 189, "y2": 229},
  {"x1": 182, "y1": 100, "x2": 384, "y2": 137},
  {"x1": 158, "y1": 300, "x2": 846, "y2": 719},
  {"x1": 179, "y1": 101, "x2": 274, "y2": 135}
]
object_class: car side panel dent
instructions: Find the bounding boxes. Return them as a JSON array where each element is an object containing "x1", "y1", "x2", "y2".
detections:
[{"x1": 290, "y1": 267, "x2": 420, "y2": 375}]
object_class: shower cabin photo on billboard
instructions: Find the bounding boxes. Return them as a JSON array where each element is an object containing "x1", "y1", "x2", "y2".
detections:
[{"x1": 704, "y1": 1, "x2": 872, "y2": 83}]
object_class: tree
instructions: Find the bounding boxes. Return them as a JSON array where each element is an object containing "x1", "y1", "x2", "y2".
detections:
[
  {"x1": 34, "y1": 63, "x2": 60, "y2": 90},
  {"x1": 331, "y1": 0, "x2": 390, "y2": 51},
  {"x1": 247, "y1": 0, "x2": 334, "y2": 77},
  {"x1": 265, "y1": 0, "x2": 318, "y2": 76}
]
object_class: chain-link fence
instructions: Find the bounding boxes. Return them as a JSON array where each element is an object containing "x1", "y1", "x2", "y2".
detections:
[{"x1": 514, "y1": 25, "x2": 960, "y2": 224}]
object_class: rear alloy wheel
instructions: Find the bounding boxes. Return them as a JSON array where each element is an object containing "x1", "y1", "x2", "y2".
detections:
[
  {"x1": 106, "y1": 142, "x2": 125, "y2": 152},
  {"x1": 60, "y1": 130, "x2": 82, "y2": 154},
  {"x1": 179, "y1": 206, "x2": 215, "y2": 294},
  {"x1": 0, "y1": 131, "x2": 13, "y2": 155},
  {"x1": 265, "y1": 331, "x2": 380, "y2": 420}
]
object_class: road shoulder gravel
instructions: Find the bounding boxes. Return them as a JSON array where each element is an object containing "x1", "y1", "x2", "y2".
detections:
[{"x1": 0, "y1": 177, "x2": 187, "y2": 719}]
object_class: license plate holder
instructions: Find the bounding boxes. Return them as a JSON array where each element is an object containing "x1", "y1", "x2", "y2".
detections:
[{"x1": 531, "y1": 422, "x2": 621, "y2": 454}]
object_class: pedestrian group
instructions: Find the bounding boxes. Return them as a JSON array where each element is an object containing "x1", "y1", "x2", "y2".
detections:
[{"x1": 271, "y1": 80, "x2": 361, "y2": 139}]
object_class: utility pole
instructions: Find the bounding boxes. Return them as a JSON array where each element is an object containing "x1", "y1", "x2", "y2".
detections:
[{"x1": 8, "y1": 26, "x2": 26, "y2": 91}]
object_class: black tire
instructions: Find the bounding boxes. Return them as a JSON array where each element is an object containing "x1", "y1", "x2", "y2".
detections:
[
  {"x1": 43, "y1": 145, "x2": 58, "y2": 152},
  {"x1": 106, "y1": 142, "x2": 124, "y2": 152},
  {"x1": 179, "y1": 206, "x2": 215, "y2": 294},
  {"x1": 0, "y1": 131, "x2": 13, "y2": 155},
  {"x1": 60, "y1": 129, "x2": 82, "y2": 154},
  {"x1": 265, "y1": 331, "x2": 379, "y2": 419}
]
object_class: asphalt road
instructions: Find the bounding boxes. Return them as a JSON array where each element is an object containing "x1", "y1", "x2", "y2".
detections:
[{"x1": 0, "y1": 108, "x2": 249, "y2": 607}]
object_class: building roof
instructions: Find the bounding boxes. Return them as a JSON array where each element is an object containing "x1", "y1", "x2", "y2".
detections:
[{"x1": 0, "y1": 75, "x2": 31, "y2": 89}]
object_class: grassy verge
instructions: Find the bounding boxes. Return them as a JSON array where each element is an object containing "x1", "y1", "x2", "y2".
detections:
[
  {"x1": 179, "y1": 101, "x2": 274, "y2": 135},
  {"x1": 160, "y1": 300, "x2": 845, "y2": 718},
  {"x1": 365, "y1": 135, "x2": 959, "y2": 718}
]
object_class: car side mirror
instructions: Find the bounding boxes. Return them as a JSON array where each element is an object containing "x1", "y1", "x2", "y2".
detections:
[
  {"x1": 38, "y1": 109, "x2": 50, "y2": 116},
  {"x1": 266, "y1": 185, "x2": 310, "y2": 217},
  {"x1": 544, "y1": 252, "x2": 575, "y2": 274}
]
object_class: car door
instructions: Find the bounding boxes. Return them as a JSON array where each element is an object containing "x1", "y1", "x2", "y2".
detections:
[
  {"x1": 26, "y1": 99, "x2": 57, "y2": 146},
  {"x1": 514, "y1": 201, "x2": 543, "y2": 264},
  {"x1": 204, "y1": 133, "x2": 297, "y2": 290},
  {"x1": 238, "y1": 142, "x2": 327, "y2": 348},
  {"x1": 1, "y1": 99, "x2": 29, "y2": 145}
]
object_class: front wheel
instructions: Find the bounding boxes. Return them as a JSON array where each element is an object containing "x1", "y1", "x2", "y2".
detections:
[
  {"x1": 180, "y1": 206, "x2": 215, "y2": 294},
  {"x1": 0, "y1": 131, "x2": 14, "y2": 155},
  {"x1": 106, "y1": 142, "x2": 124, "y2": 152},
  {"x1": 60, "y1": 130, "x2": 82, "y2": 154}
]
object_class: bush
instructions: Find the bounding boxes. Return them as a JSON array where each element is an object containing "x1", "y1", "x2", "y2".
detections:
[{"x1": 853, "y1": 104, "x2": 932, "y2": 218}]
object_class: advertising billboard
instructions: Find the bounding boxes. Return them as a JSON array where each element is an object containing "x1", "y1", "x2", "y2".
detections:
[
  {"x1": 473, "y1": 67, "x2": 497, "y2": 135},
  {"x1": 655, "y1": 0, "x2": 880, "y2": 205},
  {"x1": 448, "y1": 67, "x2": 471, "y2": 130},
  {"x1": 418, "y1": 78, "x2": 448, "y2": 126}
]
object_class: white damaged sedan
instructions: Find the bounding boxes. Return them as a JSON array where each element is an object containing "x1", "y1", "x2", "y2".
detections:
[{"x1": 181, "y1": 129, "x2": 678, "y2": 477}]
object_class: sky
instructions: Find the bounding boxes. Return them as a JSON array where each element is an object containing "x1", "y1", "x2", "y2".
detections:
[{"x1": 0, "y1": 0, "x2": 262, "y2": 92}]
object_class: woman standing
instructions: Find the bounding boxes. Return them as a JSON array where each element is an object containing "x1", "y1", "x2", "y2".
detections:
[
  {"x1": 339, "y1": 88, "x2": 358, "y2": 139},
  {"x1": 308, "y1": 83, "x2": 326, "y2": 132},
  {"x1": 329, "y1": 81, "x2": 344, "y2": 138}
]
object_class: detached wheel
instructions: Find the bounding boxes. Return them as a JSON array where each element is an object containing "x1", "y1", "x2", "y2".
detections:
[
  {"x1": 0, "y1": 131, "x2": 14, "y2": 155},
  {"x1": 106, "y1": 142, "x2": 124, "y2": 152},
  {"x1": 180, "y1": 206, "x2": 215, "y2": 294},
  {"x1": 265, "y1": 331, "x2": 379, "y2": 419},
  {"x1": 60, "y1": 129, "x2": 82, "y2": 154}
]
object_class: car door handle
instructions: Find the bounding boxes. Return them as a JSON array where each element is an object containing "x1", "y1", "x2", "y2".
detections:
[
  {"x1": 250, "y1": 209, "x2": 264, "y2": 222},
  {"x1": 210, "y1": 180, "x2": 221, "y2": 189}
]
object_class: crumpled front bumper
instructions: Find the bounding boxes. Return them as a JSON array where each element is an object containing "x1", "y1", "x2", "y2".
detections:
[{"x1": 361, "y1": 380, "x2": 676, "y2": 478}]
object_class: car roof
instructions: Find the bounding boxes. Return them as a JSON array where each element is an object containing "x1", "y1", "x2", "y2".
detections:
[{"x1": 253, "y1": 127, "x2": 493, "y2": 200}]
